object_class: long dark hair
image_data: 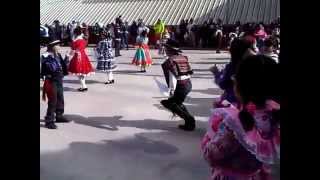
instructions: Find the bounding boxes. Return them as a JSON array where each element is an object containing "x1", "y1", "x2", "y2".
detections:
[
  {"x1": 229, "y1": 38, "x2": 254, "y2": 72},
  {"x1": 74, "y1": 27, "x2": 82, "y2": 37},
  {"x1": 235, "y1": 55, "x2": 280, "y2": 132},
  {"x1": 141, "y1": 30, "x2": 148, "y2": 37}
]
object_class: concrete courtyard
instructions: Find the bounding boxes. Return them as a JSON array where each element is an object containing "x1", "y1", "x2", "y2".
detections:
[{"x1": 40, "y1": 48, "x2": 279, "y2": 180}]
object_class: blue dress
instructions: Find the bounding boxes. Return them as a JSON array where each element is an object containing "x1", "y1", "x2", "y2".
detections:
[{"x1": 96, "y1": 38, "x2": 117, "y2": 72}]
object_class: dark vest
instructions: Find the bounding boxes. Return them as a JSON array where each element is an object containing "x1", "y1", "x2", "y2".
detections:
[
  {"x1": 161, "y1": 55, "x2": 193, "y2": 87},
  {"x1": 41, "y1": 53, "x2": 68, "y2": 81}
]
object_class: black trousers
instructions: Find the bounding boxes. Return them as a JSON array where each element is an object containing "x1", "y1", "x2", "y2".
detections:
[
  {"x1": 163, "y1": 79, "x2": 195, "y2": 126},
  {"x1": 121, "y1": 33, "x2": 129, "y2": 49},
  {"x1": 114, "y1": 39, "x2": 121, "y2": 57},
  {"x1": 169, "y1": 80, "x2": 192, "y2": 105},
  {"x1": 45, "y1": 80, "x2": 64, "y2": 123}
]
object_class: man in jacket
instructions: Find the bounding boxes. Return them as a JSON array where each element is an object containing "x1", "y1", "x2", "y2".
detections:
[
  {"x1": 154, "y1": 19, "x2": 165, "y2": 46},
  {"x1": 161, "y1": 39, "x2": 195, "y2": 131}
]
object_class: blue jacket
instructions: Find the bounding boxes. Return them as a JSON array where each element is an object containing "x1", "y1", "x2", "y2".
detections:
[
  {"x1": 40, "y1": 52, "x2": 68, "y2": 82},
  {"x1": 213, "y1": 63, "x2": 237, "y2": 103}
]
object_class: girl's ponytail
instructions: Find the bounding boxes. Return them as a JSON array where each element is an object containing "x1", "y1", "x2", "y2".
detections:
[
  {"x1": 239, "y1": 109, "x2": 255, "y2": 132},
  {"x1": 271, "y1": 109, "x2": 280, "y2": 129}
]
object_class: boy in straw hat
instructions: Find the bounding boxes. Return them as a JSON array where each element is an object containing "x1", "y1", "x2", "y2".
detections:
[
  {"x1": 160, "y1": 39, "x2": 195, "y2": 131},
  {"x1": 41, "y1": 40, "x2": 70, "y2": 129}
]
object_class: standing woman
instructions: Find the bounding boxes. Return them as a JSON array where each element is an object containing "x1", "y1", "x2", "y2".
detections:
[
  {"x1": 68, "y1": 27, "x2": 94, "y2": 92},
  {"x1": 96, "y1": 31, "x2": 117, "y2": 84},
  {"x1": 254, "y1": 24, "x2": 268, "y2": 51},
  {"x1": 158, "y1": 28, "x2": 170, "y2": 56},
  {"x1": 132, "y1": 30, "x2": 153, "y2": 72}
]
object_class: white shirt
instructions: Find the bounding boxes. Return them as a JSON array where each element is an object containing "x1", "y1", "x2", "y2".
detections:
[{"x1": 169, "y1": 71, "x2": 177, "y2": 91}]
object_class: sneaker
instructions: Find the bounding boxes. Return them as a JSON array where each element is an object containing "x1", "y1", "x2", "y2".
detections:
[
  {"x1": 45, "y1": 122, "x2": 57, "y2": 129},
  {"x1": 56, "y1": 116, "x2": 70, "y2": 123},
  {"x1": 78, "y1": 88, "x2": 88, "y2": 92}
]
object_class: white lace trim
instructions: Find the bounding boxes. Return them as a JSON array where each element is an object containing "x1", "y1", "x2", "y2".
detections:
[
  {"x1": 73, "y1": 35, "x2": 83, "y2": 41},
  {"x1": 68, "y1": 72, "x2": 95, "y2": 76},
  {"x1": 215, "y1": 108, "x2": 279, "y2": 164}
]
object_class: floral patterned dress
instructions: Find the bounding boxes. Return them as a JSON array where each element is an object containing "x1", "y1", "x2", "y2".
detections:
[
  {"x1": 201, "y1": 100, "x2": 280, "y2": 180},
  {"x1": 96, "y1": 38, "x2": 116, "y2": 72}
]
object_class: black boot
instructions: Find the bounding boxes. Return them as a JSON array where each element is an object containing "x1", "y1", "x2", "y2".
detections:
[
  {"x1": 45, "y1": 122, "x2": 57, "y2": 129},
  {"x1": 105, "y1": 80, "x2": 115, "y2": 84},
  {"x1": 161, "y1": 100, "x2": 196, "y2": 131},
  {"x1": 178, "y1": 124, "x2": 195, "y2": 131},
  {"x1": 177, "y1": 105, "x2": 195, "y2": 131},
  {"x1": 56, "y1": 115, "x2": 70, "y2": 123},
  {"x1": 78, "y1": 88, "x2": 88, "y2": 92},
  {"x1": 160, "y1": 99, "x2": 173, "y2": 110}
]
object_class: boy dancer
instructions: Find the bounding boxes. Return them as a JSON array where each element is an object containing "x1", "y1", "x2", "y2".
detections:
[
  {"x1": 161, "y1": 39, "x2": 195, "y2": 131},
  {"x1": 41, "y1": 40, "x2": 70, "y2": 129}
]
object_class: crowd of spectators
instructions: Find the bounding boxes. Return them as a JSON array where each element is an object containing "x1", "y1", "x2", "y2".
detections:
[{"x1": 40, "y1": 16, "x2": 280, "y2": 52}]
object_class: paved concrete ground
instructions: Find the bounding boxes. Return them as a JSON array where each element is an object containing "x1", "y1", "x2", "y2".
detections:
[{"x1": 40, "y1": 48, "x2": 279, "y2": 180}]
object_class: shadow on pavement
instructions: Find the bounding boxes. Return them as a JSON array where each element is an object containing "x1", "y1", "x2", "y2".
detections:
[
  {"x1": 152, "y1": 57, "x2": 165, "y2": 60},
  {"x1": 113, "y1": 72, "x2": 213, "y2": 80},
  {"x1": 114, "y1": 69, "x2": 142, "y2": 74},
  {"x1": 40, "y1": 118, "x2": 279, "y2": 180},
  {"x1": 116, "y1": 62, "x2": 163, "y2": 66},
  {"x1": 40, "y1": 130, "x2": 209, "y2": 180},
  {"x1": 63, "y1": 87, "x2": 80, "y2": 92},
  {"x1": 184, "y1": 97, "x2": 217, "y2": 118},
  {"x1": 154, "y1": 95, "x2": 219, "y2": 118},
  {"x1": 183, "y1": 51, "x2": 221, "y2": 54},
  {"x1": 192, "y1": 68, "x2": 210, "y2": 72},
  {"x1": 192, "y1": 61, "x2": 228, "y2": 65},
  {"x1": 192, "y1": 88, "x2": 223, "y2": 96},
  {"x1": 202, "y1": 57, "x2": 230, "y2": 60},
  {"x1": 40, "y1": 86, "x2": 81, "y2": 92},
  {"x1": 63, "y1": 114, "x2": 206, "y2": 135},
  {"x1": 63, "y1": 79, "x2": 101, "y2": 84}
]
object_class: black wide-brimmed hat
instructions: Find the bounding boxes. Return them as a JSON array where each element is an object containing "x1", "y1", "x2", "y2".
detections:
[
  {"x1": 163, "y1": 39, "x2": 182, "y2": 53},
  {"x1": 47, "y1": 40, "x2": 62, "y2": 48}
]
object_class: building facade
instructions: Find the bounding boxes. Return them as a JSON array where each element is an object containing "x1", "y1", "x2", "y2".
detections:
[{"x1": 41, "y1": 0, "x2": 280, "y2": 25}]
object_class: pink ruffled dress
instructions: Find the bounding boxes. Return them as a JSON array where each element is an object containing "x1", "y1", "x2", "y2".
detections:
[{"x1": 201, "y1": 100, "x2": 280, "y2": 180}]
